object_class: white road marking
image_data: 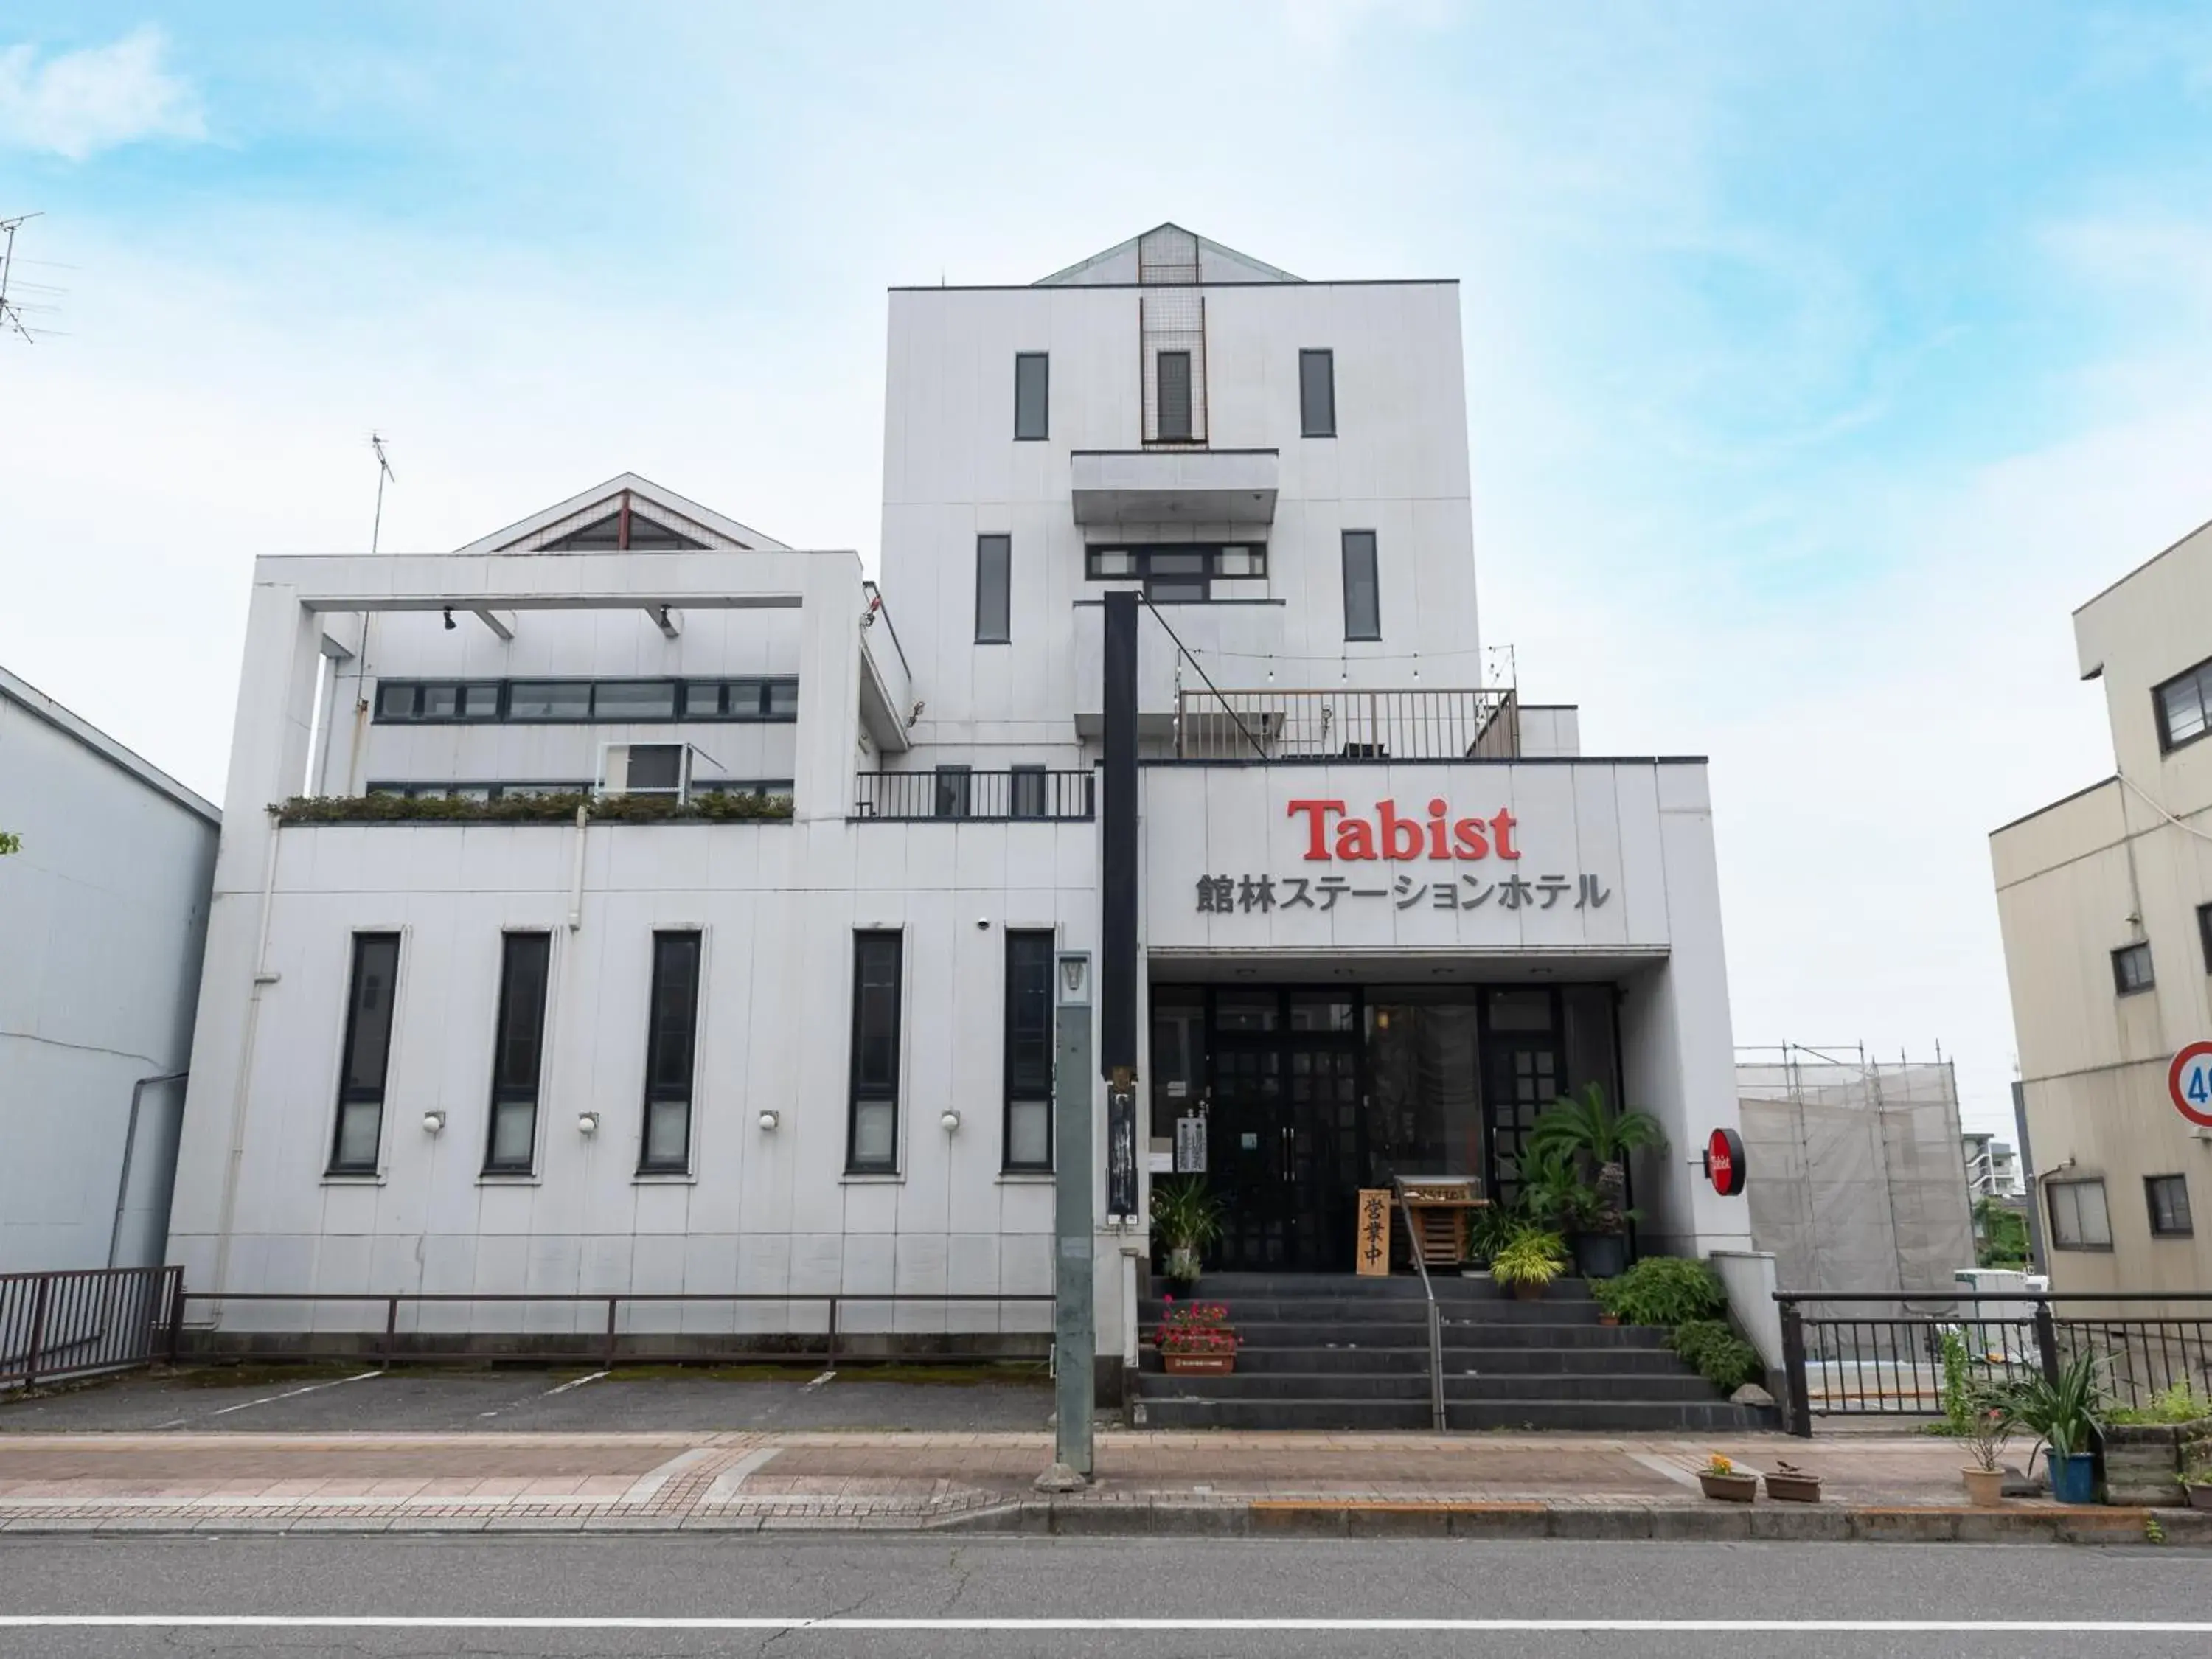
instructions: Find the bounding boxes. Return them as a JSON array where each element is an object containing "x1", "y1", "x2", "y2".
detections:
[
  {"x1": 700, "y1": 1447, "x2": 784, "y2": 1503},
  {"x1": 206, "y1": 1371, "x2": 380, "y2": 1417},
  {"x1": 3, "y1": 1618, "x2": 2210, "y2": 1633},
  {"x1": 616, "y1": 1446, "x2": 719, "y2": 1507},
  {"x1": 803, "y1": 1370, "x2": 835, "y2": 1389},
  {"x1": 474, "y1": 1369, "x2": 608, "y2": 1421}
]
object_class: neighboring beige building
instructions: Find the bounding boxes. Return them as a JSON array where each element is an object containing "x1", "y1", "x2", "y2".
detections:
[{"x1": 1992, "y1": 517, "x2": 2212, "y2": 1297}]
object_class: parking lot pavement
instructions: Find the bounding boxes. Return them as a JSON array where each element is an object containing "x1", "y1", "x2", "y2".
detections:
[{"x1": 0, "y1": 1366, "x2": 1054, "y2": 1435}]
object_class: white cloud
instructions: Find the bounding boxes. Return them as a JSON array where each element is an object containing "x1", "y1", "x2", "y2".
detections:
[{"x1": 0, "y1": 27, "x2": 205, "y2": 160}]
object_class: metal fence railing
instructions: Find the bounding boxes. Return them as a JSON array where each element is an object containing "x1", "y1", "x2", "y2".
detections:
[
  {"x1": 1775, "y1": 1290, "x2": 2212, "y2": 1438},
  {"x1": 1174, "y1": 688, "x2": 1519, "y2": 762},
  {"x1": 852, "y1": 769, "x2": 1093, "y2": 822},
  {"x1": 177, "y1": 1291, "x2": 1059, "y2": 1370},
  {"x1": 1, "y1": 1266, "x2": 184, "y2": 1389}
]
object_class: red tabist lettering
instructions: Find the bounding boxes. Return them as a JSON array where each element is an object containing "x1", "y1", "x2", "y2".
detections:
[{"x1": 1287, "y1": 799, "x2": 1519, "y2": 862}]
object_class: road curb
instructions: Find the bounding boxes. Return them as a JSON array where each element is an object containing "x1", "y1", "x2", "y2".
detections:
[{"x1": 3, "y1": 1501, "x2": 2205, "y2": 1545}]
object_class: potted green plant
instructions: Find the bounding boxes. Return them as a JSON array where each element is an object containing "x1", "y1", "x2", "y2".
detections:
[
  {"x1": 1958, "y1": 1393, "x2": 2014, "y2": 1506},
  {"x1": 1150, "y1": 1176, "x2": 1223, "y2": 1293},
  {"x1": 1698, "y1": 1452, "x2": 1757, "y2": 1503},
  {"x1": 2179, "y1": 1464, "x2": 2212, "y2": 1512},
  {"x1": 1155, "y1": 1298, "x2": 1238, "y2": 1376},
  {"x1": 1489, "y1": 1226, "x2": 1568, "y2": 1301},
  {"x1": 2006, "y1": 1352, "x2": 2106, "y2": 1505},
  {"x1": 1527, "y1": 1084, "x2": 1666, "y2": 1279}
]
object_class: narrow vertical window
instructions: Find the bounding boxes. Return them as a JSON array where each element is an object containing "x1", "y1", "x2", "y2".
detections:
[
  {"x1": 1004, "y1": 931, "x2": 1055, "y2": 1172},
  {"x1": 933, "y1": 764, "x2": 972, "y2": 820},
  {"x1": 975, "y1": 533, "x2": 1011, "y2": 644},
  {"x1": 1341, "y1": 529, "x2": 1381, "y2": 641},
  {"x1": 848, "y1": 932, "x2": 903, "y2": 1173},
  {"x1": 1299, "y1": 349, "x2": 1336, "y2": 437},
  {"x1": 1157, "y1": 350, "x2": 1192, "y2": 441},
  {"x1": 1014, "y1": 353, "x2": 1049, "y2": 441},
  {"x1": 1010, "y1": 765, "x2": 1048, "y2": 821},
  {"x1": 639, "y1": 932, "x2": 701, "y2": 1173},
  {"x1": 330, "y1": 933, "x2": 401, "y2": 1174},
  {"x1": 484, "y1": 933, "x2": 551, "y2": 1174}
]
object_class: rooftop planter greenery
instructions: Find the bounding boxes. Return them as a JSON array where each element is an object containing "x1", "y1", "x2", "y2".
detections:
[{"x1": 271, "y1": 791, "x2": 793, "y2": 827}]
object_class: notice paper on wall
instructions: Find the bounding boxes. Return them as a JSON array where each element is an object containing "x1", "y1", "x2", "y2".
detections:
[{"x1": 1175, "y1": 1113, "x2": 1207, "y2": 1174}]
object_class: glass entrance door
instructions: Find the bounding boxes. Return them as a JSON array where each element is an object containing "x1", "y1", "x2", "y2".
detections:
[{"x1": 1205, "y1": 991, "x2": 1364, "y2": 1272}]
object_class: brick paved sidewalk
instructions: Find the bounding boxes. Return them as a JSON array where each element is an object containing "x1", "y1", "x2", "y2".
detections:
[{"x1": 0, "y1": 1428, "x2": 2199, "y2": 1543}]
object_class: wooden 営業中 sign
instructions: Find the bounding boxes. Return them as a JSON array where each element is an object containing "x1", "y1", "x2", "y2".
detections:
[{"x1": 1355, "y1": 1189, "x2": 1393, "y2": 1276}]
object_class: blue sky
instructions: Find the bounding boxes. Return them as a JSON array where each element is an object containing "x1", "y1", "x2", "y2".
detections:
[{"x1": 7, "y1": 4, "x2": 2212, "y2": 1136}]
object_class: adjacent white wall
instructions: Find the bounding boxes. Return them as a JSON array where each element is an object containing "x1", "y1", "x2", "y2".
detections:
[{"x1": 0, "y1": 668, "x2": 219, "y2": 1272}]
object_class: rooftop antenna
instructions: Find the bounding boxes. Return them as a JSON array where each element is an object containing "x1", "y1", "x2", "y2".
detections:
[
  {"x1": 369, "y1": 432, "x2": 396, "y2": 554},
  {"x1": 1, "y1": 213, "x2": 47, "y2": 344}
]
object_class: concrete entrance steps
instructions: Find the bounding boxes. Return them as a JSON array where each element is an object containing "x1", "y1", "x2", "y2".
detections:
[{"x1": 1133, "y1": 1271, "x2": 1772, "y2": 1433}]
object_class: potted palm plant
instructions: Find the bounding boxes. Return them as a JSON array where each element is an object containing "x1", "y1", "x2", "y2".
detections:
[
  {"x1": 1150, "y1": 1176, "x2": 1224, "y2": 1293},
  {"x1": 1489, "y1": 1225, "x2": 1568, "y2": 1301},
  {"x1": 1527, "y1": 1084, "x2": 1666, "y2": 1279},
  {"x1": 2007, "y1": 1353, "x2": 2106, "y2": 1505}
]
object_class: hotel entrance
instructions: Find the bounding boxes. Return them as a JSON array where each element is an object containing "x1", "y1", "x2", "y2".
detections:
[{"x1": 1149, "y1": 981, "x2": 1624, "y2": 1273}]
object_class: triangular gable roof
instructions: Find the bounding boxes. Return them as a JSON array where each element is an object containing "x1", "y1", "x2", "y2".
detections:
[
  {"x1": 453, "y1": 473, "x2": 790, "y2": 556},
  {"x1": 1034, "y1": 222, "x2": 1302, "y2": 287}
]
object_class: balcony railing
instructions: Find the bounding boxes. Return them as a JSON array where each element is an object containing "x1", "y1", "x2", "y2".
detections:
[
  {"x1": 852, "y1": 769, "x2": 1095, "y2": 822},
  {"x1": 1174, "y1": 688, "x2": 1518, "y2": 762}
]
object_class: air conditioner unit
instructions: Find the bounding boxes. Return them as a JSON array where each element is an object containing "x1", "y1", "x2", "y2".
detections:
[{"x1": 598, "y1": 741, "x2": 692, "y2": 801}]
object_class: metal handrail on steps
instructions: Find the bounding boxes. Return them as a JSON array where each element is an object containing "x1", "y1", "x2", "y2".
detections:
[{"x1": 1391, "y1": 1177, "x2": 1448, "y2": 1432}]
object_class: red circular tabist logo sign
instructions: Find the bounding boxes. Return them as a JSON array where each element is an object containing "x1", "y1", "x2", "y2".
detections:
[
  {"x1": 2167, "y1": 1042, "x2": 2212, "y2": 1129},
  {"x1": 1705, "y1": 1127, "x2": 1746, "y2": 1197}
]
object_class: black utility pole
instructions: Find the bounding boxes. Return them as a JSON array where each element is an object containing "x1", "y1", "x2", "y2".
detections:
[{"x1": 1099, "y1": 591, "x2": 1141, "y2": 1222}]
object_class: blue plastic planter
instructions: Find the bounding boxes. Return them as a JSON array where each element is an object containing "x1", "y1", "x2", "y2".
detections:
[{"x1": 2046, "y1": 1450, "x2": 2097, "y2": 1504}]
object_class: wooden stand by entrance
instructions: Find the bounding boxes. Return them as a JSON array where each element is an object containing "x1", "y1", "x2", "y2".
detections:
[{"x1": 1394, "y1": 1176, "x2": 1486, "y2": 1269}]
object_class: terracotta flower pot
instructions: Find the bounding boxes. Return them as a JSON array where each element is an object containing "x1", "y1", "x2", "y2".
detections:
[
  {"x1": 1961, "y1": 1467, "x2": 2005, "y2": 1507},
  {"x1": 2185, "y1": 1483, "x2": 2212, "y2": 1513},
  {"x1": 1699, "y1": 1472, "x2": 1757, "y2": 1503},
  {"x1": 1511, "y1": 1280, "x2": 1547, "y2": 1301},
  {"x1": 1764, "y1": 1470, "x2": 1823, "y2": 1503}
]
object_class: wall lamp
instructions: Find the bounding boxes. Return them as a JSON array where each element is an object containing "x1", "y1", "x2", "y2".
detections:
[
  {"x1": 577, "y1": 1110, "x2": 600, "y2": 1135},
  {"x1": 759, "y1": 1110, "x2": 781, "y2": 1131},
  {"x1": 940, "y1": 1109, "x2": 962, "y2": 1133},
  {"x1": 421, "y1": 1110, "x2": 446, "y2": 1135}
]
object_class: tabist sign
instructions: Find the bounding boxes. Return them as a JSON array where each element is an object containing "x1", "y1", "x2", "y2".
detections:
[{"x1": 2168, "y1": 1042, "x2": 2212, "y2": 1129}]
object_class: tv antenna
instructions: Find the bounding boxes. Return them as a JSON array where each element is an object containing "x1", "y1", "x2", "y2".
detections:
[
  {"x1": 1, "y1": 213, "x2": 49, "y2": 344},
  {"x1": 369, "y1": 432, "x2": 396, "y2": 554}
]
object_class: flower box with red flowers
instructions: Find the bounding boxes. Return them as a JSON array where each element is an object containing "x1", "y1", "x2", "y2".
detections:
[{"x1": 1155, "y1": 1298, "x2": 1239, "y2": 1376}]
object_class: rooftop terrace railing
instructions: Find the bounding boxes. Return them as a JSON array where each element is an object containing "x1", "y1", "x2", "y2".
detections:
[{"x1": 1174, "y1": 687, "x2": 1518, "y2": 762}]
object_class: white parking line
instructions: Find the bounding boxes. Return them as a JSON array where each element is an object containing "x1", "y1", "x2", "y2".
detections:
[
  {"x1": 206, "y1": 1371, "x2": 380, "y2": 1417},
  {"x1": 3, "y1": 1618, "x2": 2210, "y2": 1633},
  {"x1": 543, "y1": 1369, "x2": 608, "y2": 1397}
]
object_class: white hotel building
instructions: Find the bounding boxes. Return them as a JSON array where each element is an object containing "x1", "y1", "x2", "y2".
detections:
[{"x1": 168, "y1": 226, "x2": 1753, "y2": 1394}]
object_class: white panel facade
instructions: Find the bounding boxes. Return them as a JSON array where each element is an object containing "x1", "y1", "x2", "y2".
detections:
[{"x1": 0, "y1": 669, "x2": 219, "y2": 1271}]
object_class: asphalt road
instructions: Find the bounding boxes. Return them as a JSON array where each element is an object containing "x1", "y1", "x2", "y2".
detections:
[
  {"x1": 1, "y1": 1534, "x2": 2208, "y2": 1657},
  {"x1": 0, "y1": 1366, "x2": 1053, "y2": 1433}
]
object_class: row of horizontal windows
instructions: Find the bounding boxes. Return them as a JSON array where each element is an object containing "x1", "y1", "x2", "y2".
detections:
[
  {"x1": 327, "y1": 926, "x2": 1053, "y2": 1180},
  {"x1": 2046, "y1": 1174, "x2": 2194, "y2": 1248},
  {"x1": 366, "y1": 779, "x2": 793, "y2": 802},
  {"x1": 1009, "y1": 348, "x2": 1337, "y2": 440},
  {"x1": 374, "y1": 677, "x2": 799, "y2": 725}
]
